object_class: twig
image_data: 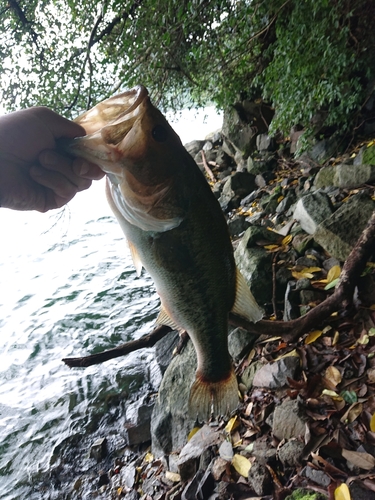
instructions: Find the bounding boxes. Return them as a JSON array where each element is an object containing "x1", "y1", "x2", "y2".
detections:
[
  {"x1": 62, "y1": 210, "x2": 375, "y2": 367},
  {"x1": 201, "y1": 150, "x2": 216, "y2": 182},
  {"x1": 63, "y1": 325, "x2": 172, "y2": 368}
]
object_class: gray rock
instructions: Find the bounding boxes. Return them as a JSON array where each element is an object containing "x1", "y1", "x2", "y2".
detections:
[
  {"x1": 154, "y1": 330, "x2": 179, "y2": 375},
  {"x1": 90, "y1": 437, "x2": 107, "y2": 462},
  {"x1": 306, "y1": 137, "x2": 339, "y2": 164},
  {"x1": 349, "y1": 481, "x2": 375, "y2": 500},
  {"x1": 293, "y1": 192, "x2": 334, "y2": 234},
  {"x1": 178, "y1": 425, "x2": 223, "y2": 482},
  {"x1": 252, "y1": 356, "x2": 300, "y2": 389},
  {"x1": 181, "y1": 470, "x2": 205, "y2": 500},
  {"x1": 256, "y1": 133, "x2": 273, "y2": 152},
  {"x1": 218, "y1": 440, "x2": 233, "y2": 461},
  {"x1": 278, "y1": 440, "x2": 304, "y2": 467},
  {"x1": 124, "y1": 399, "x2": 154, "y2": 446},
  {"x1": 315, "y1": 163, "x2": 375, "y2": 189},
  {"x1": 218, "y1": 177, "x2": 235, "y2": 210},
  {"x1": 228, "y1": 327, "x2": 255, "y2": 361},
  {"x1": 120, "y1": 465, "x2": 137, "y2": 489},
  {"x1": 241, "y1": 361, "x2": 264, "y2": 390},
  {"x1": 250, "y1": 439, "x2": 277, "y2": 464},
  {"x1": 230, "y1": 171, "x2": 257, "y2": 197},
  {"x1": 184, "y1": 140, "x2": 206, "y2": 158},
  {"x1": 247, "y1": 461, "x2": 272, "y2": 496},
  {"x1": 272, "y1": 399, "x2": 307, "y2": 440},
  {"x1": 314, "y1": 193, "x2": 375, "y2": 261},
  {"x1": 227, "y1": 215, "x2": 250, "y2": 237},
  {"x1": 303, "y1": 465, "x2": 331, "y2": 487},
  {"x1": 222, "y1": 107, "x2": 255, "y2": 156},
  {"x1": 234, "y1": 244, "x2": 273, "y2": 305},
  {"x1": 151, "y1": 340, "x2": 197, "y2": 457}
]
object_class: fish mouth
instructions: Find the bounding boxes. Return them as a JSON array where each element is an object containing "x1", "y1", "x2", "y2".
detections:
[{"x1": 63, "y1": 85, "x2": 149, "y2": 175}]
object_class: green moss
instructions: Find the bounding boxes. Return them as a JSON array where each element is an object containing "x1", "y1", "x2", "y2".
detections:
[
  {"x1": 363, "y1": 145, "x2": 375, "y2": 165},
  {"x1": 285, "y1": 489, "x2": 327, "y2": 500}
]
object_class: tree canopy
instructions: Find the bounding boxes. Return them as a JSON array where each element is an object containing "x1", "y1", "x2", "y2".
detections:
[{"x1": 1, "y1": 0, "x2": 375, "y2": 137}]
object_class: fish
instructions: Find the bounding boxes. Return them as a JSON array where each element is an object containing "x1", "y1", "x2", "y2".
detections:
[{"x1": 65, "y1": 85, "x2": 263, "y2": 420}]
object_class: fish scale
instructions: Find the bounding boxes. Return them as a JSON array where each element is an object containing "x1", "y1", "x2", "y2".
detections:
[{"x1": 64, "y1": 85, "x2": 264, "y2": 420}]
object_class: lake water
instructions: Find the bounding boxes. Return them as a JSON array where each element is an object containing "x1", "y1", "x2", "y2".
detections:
[{"x1": 0, "y1": 108, "x2": 223, "y2": 498}]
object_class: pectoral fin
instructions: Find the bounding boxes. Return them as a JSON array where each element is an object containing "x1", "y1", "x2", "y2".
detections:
[
  {"x1": 127, "y1": 240, "x2": 143, "y2": 277},
  {"x1": 231, "y1": 268, "x2": 264, "y2": 323}
]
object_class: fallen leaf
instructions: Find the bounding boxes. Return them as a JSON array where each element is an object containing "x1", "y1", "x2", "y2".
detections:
[
  {"x1": 305, "y1": 330, "x2": 323, "y2": 344},
  {"x1": 282, "y1": 234, "x2": 293, "y2": 246},
  {"x1": 340, "y1": 403, "x2": 363, "y2": 424},
  {"x1": 370, "y1": 413, "x2": 375, "y2": 432},
  {"x1": 232, "y1": 454, "x2": 251, "y2": 477},
  {"x1": 340, "y1": 391, "x2": 357, "y2": 404},
  {"x1": 325, "y1": 366, "x2": 342, "y2": 387},
  {"x1": 322, "y1": 389, "x2": 343, "y2": 400},
  {"x1": 327, "y1": 265, "x2": 341, "y2": 283},
  {"x1": 341, "y1": 449, "x2": 375, "y2": 470},
  {"x1": 325, "y1": 278, "x2": 340, "y2": 290},
  {"x1": 225, "y1": 416, "x2": 240, "y2": 433},
  {"x1": 264, "y1": 244, "x2": 280, "y2": 251},
  {"x1": 144, "y1": 452, "x2": 154, "y2": 463},
  {"x1": 334, "y1": 483, "x2": 351, "y2": 500},
  {"x1": 187, "y1": 427, "x2": 201, "y2": 441},
  {"x1": 165, "y1": 471, "x2": 181, "y2": 482}
]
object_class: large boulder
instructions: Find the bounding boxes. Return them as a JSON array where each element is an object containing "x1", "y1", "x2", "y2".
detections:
[
  {"x1": 314, "y1": 163, "x2": 375, "y2": 189},
  {"x1": 293, "y1": 192, "x2": 334, "y2": 234}
]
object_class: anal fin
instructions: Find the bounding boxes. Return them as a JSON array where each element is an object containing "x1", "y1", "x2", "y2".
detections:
[{"x1": 231, "y1": 268, "x2": 264, "y2": 323}]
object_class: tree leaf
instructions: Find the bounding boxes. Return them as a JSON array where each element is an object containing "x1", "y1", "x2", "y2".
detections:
[
  {"x1": 325, "y1": 366, "x2": 342, "y2": 387},
  {"x1": 370, "y1": 413, "x2": 375, "y2": 432},
  {"x1": 225, "y1": 416, "x2": 239, "y2": 433},
  {"x1": 232, "y1": 454, "x2": 251, "y2": 477},
  {"x1": 305, "y1": 329, "x2": 323, "y2": 344},
  {"x1": 325, "y1": 277, "x2": 340, "y2": 290},
  {"x1": 327, "y1": 265, "x2": 341, "y2": 283},
  {"x1": 334, "y1": 483, "x2": 351, "y2": 500}
]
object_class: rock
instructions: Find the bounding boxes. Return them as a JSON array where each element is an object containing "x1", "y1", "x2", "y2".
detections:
[
  {"x1": 230, "y1": 171, "x2": 257, "y2": 197},
  {"x1": 252, "y1": 356, "x2": 300, "y2": 389},
  {"x1": 124, "y1": 399, "x2": 154, "y2": 446},
  {"x1": 90, "y1": 437, "x2": 107, "y2": 462},
  {"x1": 181, "y1": 470, "x2": 205, "y2": 500},
  {"x1": 276, "y1": 191, "x2": 297, "y2": 214},
  {"x1": 154, "y1": 331, "x2": 179, "y2": 375},
  {"x1": 292, "y1": 233, "x2": 315, "y2": 255},
  {"x1": 303, "y1": 465, "x2": 331, "y2": 487},
  {"x1": 221, "y1": 107, "x2": 255, "y2": 156},
  {"x1": 184, "y1": 140, "x2": 206, "y2": 158},
  {"x1": 304, "y1": 137, "x2": 339, "y2": 164},
  {"x1": 227, "y1": 215, "x2": 250, "y2": 237},
  {"x1": 250, "y1": 438, "x2": 277, "y2": 464},
  {"x1": 285, "y1": 488, "x2": 327, "y2": 500},
  {"x1": 120, "y1": 465, "x2": 137, "y2": 489},
  {"x1": 248, "y1": 154, "x2": 277, "y2": 175},
  {"x1": 272, "y1": 399, "x2": 307, "y2": 441},
  {"x1": 177, "y1": 425, "x2": 223, "y2": 482},
  {"x1": 278, "y1": 440, "x2": 305, "y2": 468},
  {"x1": 256, "y1": 133, "x2": 273, "y2": 152},
  {"x1": 241, "y1": 361, "x2": 264, "y2": 390},
  {"x1": 234, "y1": 244, "x2": 273, "y2": 304},
  {"x1": 151, "y1": 341, "x2": 197, "y2": 458},
  {"x1": 218, "y1": 440, "x2": 233, "y2": 461},
  {"x1": 314, "y1": 193, "x2": 375, "y2": 261},
  {"x1": 247, "y1": 461, "x2": 272, "y2": 496},
  {"x1": 315, "y1": 163, "x2": 375, "y2": 189},
  {"x1": 211, "y1": 457, "x2": 228, "y2": 481},
  {"x1": 293, "y1": 192, "x2": 334, "y2": 234},
  {"x1": 228, "y1": 327, "x2": 255, "y2": 361},
  {"x1": 299, "y1": 289, "x2": 326, "y2": 305},
  {"x1": 349, "y1": 480, "x2": 375, "y2": 500}
]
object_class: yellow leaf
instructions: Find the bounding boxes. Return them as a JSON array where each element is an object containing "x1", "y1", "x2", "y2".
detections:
[
  {"x1": 325, "y1": 366, "x2": 342, "y2": 386},
  {"x1": 165, "y1": 471, "x2": 181, "y2": 482},
  {"x1": 277, "y1": 195, "x2": 284, "y2": 203},
  {"x1": 341, "y1": 402, "x2": 363, "y2": 424},
  {"x1": 322, "y1": 389, "x2": 343, "y2": 400},
  {"x1": 232, "y1": 454, "x2": 251, "y2": 477},
  {"x1": 282, "y1": 234, "x2": 293, "y2": 246},
  {"x1": 144, "y1": 452, "x2": 154, "y2": 463},
  {"x1": 334, "y1": 483, "x2": 351, "y2": 500},
  {"x1": 327, "y1": 265, "x2": 341, "y2": 283},
  {"x1": 264, "y1": 244, "x2": 280, "y2": 251},
  {"x1": 292, "y1": 271, "x2": 314, "y2": 279},
  {"x1": 305, "y1": 330, "x2": 323, "y2": 344},
  {"x1": 225, "y1": 416, "x2": 239, "y2": 433},
  {"x1": 370, "y1": 413, "x2": 375, "y2": 432},
  {"x1": 275, "y1": 349, "x2": 300, "y2": 360},
  {"x1": 187, "y1": 427, "x2": 201, "y2": 441},
  {"x1": 302, "y1": 266, "x2": 322, "y2": 273}
]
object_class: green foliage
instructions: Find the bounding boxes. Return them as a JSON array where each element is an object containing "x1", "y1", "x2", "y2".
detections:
[{"x1": 0, "y1": 0, "x2": 375, "y2": 138}]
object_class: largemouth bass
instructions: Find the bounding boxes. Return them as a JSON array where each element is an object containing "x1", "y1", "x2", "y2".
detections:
[{"x1": 66, "y1": 85, "x2": 263, "y2": 420}]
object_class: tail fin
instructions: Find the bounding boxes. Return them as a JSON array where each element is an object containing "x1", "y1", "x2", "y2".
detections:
[{"x1": 189, "y1": 369, "x2": 239, "y2": 421}]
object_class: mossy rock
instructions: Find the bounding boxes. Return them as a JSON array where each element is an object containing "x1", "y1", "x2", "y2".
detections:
[
  {"x1": 285, "y1": 488, "x2": 327, "y2": 500},
  {"x1": 363, "y1": 144, "x2": 375, "y2": 165}
]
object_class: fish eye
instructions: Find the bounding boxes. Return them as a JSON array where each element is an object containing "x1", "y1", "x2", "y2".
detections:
[{"x1": 152, "y1": 125, "x2": 168, "y2": 142}]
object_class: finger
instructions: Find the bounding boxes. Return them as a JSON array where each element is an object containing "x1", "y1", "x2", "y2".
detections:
[
  {"x1": 72, "y1": 158, "x2": 105, "y2": 180},
  {"x1": 30, "y1": 165, "x2": 91, "y2": 200},
  {"x1": 38, "y1": 150, "x2": 93, "y2": 190},
  {"x1": 31, "y1": 107, "x2": 86, "y2": 139}
]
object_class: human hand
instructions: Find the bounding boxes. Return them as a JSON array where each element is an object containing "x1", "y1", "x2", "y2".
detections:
[{"x1": 0, "y1": 107, "x2": 105, "y2": 212}]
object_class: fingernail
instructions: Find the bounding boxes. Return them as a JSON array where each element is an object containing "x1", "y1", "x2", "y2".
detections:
[{"x1": 75, "y1": 159, "x2": 90, "y2": 176}]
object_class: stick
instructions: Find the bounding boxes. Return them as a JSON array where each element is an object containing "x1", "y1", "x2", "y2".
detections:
[{"x1": 201, "y1": 150, "x2": 216, "y2": 182}]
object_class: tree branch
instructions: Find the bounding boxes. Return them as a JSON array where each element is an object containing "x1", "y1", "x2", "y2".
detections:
[{"x1": 62, "y1": 210, "x2": 375, "y2": 368}]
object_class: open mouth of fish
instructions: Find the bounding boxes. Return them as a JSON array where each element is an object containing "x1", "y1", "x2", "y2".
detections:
[{"x1": 63, "y1": 85, "x2": 150, "y2": 178}]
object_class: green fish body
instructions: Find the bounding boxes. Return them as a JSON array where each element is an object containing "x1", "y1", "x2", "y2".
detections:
[{"x1": 66, "y1": 86, "x2": 263, "y2": 419}]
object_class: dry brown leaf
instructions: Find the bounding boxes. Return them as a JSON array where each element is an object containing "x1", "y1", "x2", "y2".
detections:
[
  {"x1": 340, "y1": 403, "x2": 363, "y2": 424},
  {"x1": 341, "y1": 449, "x2": 375, "y2": 470}
]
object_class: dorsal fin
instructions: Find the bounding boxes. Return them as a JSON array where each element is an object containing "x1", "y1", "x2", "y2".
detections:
[
  {"x1": 127, "y1": 240, "x2": 143, "y2": 277},
  {"x1": 231, "y1": 268, "x2": 264, "y2": 323}
]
